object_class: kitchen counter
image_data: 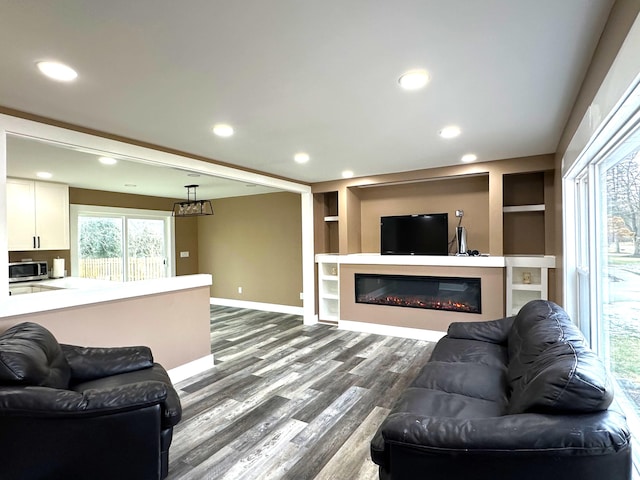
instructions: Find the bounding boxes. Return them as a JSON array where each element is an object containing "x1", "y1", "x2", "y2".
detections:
[
  {"x1": 0, "y1": 274, "x2": 214, "y2": 379},
  {"x1": 11, "y1": 277, "x2": 120, "y2": 291},
  {"x1": 2, "y1": 274, "x2": 212, "y2": 319}
]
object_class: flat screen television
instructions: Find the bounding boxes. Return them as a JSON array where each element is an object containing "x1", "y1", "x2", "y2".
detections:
[{"x1": 380, "y1": 213, "x2": 449, "y2": 256}]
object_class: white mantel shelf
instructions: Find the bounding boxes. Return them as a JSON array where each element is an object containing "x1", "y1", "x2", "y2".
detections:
[
  {"x1": 1, "y1": 274, "x2": 212, "y2": 319},
  {"x1": 315, "y1": 253, "x2": 508, "y2": 268}
]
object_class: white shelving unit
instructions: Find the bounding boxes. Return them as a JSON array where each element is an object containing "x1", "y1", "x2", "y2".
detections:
[
  {"x1": 505, "y1": 256, "x2": 556, "y2": 315},
  {"x1": 316, "y1": 256, "x2": 339, "y2": 323}
]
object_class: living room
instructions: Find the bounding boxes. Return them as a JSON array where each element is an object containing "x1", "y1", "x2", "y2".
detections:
[{"x1": 1, "y1": 1, "x2": 640, "y2": 479}]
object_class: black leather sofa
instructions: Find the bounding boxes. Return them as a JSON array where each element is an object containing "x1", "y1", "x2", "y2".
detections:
[
  {"x1": 371, "y1": 300, "x2": 632, "y2": 480},
  {"x1": 0, "y1": 322, "x2": 182, "y2": 480}
]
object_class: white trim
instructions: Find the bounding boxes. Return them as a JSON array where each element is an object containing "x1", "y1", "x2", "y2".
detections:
[
  {"x1": 167, "y1": 354, "x2": 214, "y2": 384},
  {"x1": 300, "y1": 191, "x2": 317, "y2": 325},
  {"x1": 210, "y1": 297, "x2": 304, "y2": 316},
  {"x1": 339, "y1": 319, "x2": 447, "y2": 343},
  {"x1": 315, "y1": 253, "x2": 505, "y2": 268},
  {"x1": 0, "y1": 126, "x2": 7, "y2": 298},
  {"x1": 0, "y1": 114, "x2": 310, "y2": 194}
]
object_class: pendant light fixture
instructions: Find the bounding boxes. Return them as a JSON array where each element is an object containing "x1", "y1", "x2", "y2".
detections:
[{"x1": 172, "y1": 185, "x2": 214, "y2": 217}]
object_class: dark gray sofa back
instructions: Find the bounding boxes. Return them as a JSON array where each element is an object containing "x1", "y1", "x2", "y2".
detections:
[
  {"x1": 0, "y1": 322, "x2": 71, "y2": 389},
  {"x1": 506, "y1": 300, "x2": 613, "y2": 414}
]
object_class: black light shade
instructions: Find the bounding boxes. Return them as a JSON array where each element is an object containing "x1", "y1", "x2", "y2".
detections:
[{"x1": 172, "y1": 185, "x2": 214, "y2": 217}]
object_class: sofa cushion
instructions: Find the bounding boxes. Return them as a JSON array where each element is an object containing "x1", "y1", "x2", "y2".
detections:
[
  {"x1": 430, "y1": 337, "x2": 508, "y2": 369},
  {"x1": 390, "y1": 387, "x2": 505, "y2": 419},
  {"x1": 411, "y1": 361, "x2": 508, "y2": 405},
  {"x1": 508, "y1": 341, "x2": 613, "y2": 414},
  {"x1": 507, "y1": 300, "x2": 585, "y2": 384},
  {"x1": 0, "y1": 322, "x2": 70, "y2": 389}
]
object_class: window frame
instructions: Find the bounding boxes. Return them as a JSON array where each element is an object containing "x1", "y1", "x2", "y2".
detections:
[{"x1": 563, "y1": 83, "x2": 640, "y2": 478}]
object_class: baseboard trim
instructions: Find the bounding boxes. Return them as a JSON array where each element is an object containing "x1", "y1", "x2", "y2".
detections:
[
  {"x1": 168, "y1": 354, "x2": 214, "y2": 384},
  {"x1": 339, "y1": 319, "x2": 447, "y2": 342},
  {"x1": 210, "y1": 298, "x2": 304, "y2": 316}
]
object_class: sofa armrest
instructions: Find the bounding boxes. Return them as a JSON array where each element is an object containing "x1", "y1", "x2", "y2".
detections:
[
  {"x1": 371, "y1": 410, "x2": 630, "y2": 468},
  {"x1": 61, "y1": 344, "x2": 154, "y2": 382},
  {"x1": 0, "y1": 381, "x2": 168, "y2": 418},
  {"x1": 446, "y1": 316, "x2": 515, "y2": 344}
]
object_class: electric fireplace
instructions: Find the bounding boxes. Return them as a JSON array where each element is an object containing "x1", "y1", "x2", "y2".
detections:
[{"x1": 355, "y1": 273, "x2": 481, "y2": 314}]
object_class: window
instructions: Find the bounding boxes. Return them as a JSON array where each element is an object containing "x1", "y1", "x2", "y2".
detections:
[
  {"x1": 567, "y1": 119, "x2": 640, "y2": 476},
  {"x1": 70, "y1": 205, "x2": 175, "y2": 281},
  {"x1": 598, "y1": 146, "x2": 640, "y2": 409}
]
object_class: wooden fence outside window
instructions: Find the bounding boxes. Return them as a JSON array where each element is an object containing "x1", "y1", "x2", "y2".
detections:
[{"x1": 79, "y1": 257, "x2": 166, "y2": 281}]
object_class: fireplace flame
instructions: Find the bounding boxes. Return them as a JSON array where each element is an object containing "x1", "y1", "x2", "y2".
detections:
[{"x1": 356, "y1": 294, "x2": 480, "y2": 313}]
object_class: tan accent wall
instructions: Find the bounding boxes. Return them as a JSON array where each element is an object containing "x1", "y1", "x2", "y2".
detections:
[
  {"x1": 69, "y1": 188, "x2": 199, "y2": 276},
  {"x1": 0, "y1": 286, "x2": 211, "y2": 370},
  {"x1": 340, "y1": 264, "x2": 504, "y2": 332},
  {"x1": 358, "y1": 175, "x2": 490, "y2": 254},
  {"x1": 197, "y1": 192, "x2": 303, "y2": 306},
  {"x1": 174, "y1": 216, "x2": 199, "y2": 276}
]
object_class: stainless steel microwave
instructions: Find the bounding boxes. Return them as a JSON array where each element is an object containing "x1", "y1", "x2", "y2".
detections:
[{"x1": 9, "y1": 261, "x2": 49, "y2": 283}]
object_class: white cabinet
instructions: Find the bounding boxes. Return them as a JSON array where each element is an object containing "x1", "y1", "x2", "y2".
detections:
[
  {"x1": 505, "y1": 256, "x2": 555, "y2": 315},
  {"x1": 316, "y1": 255, "x2": 339, "y2": 323},
  {"x1": 7, "y1": 178, "x2": 70, "y2": 250}
]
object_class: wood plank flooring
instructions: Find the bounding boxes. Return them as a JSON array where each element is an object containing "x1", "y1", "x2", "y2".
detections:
[{"x1": 168, "y1": 306, "x2": 435, "y2": 480}]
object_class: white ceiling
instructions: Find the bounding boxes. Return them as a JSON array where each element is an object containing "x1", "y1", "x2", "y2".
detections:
[
  {"x1": 6, "y1": 135, "x2": 279, "y2": 199},
  {"x1": 0, "y1": 0, "x2": 614, "y2": 189}
]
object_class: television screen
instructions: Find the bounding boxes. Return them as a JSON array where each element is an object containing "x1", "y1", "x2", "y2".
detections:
[{"x1": 380, "y1": 213, "x2": 449, "y2": 255}]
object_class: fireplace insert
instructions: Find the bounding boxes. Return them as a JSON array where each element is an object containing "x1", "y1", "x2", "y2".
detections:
[{"x1": 355, "y1": 273, "x2": 481, "y2": 314}]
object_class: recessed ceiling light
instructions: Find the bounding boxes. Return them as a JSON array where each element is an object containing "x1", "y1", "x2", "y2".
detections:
[
  {"x1": 294, "y1": 152, "x2": 310, "y2": 164},
  {"x1": 99, "y1": 156, "x2": 117, "y2": 165},
  {"x1": 398, "y1": 69, "x2": 430, "y2": 90},
  {"x1": 36, "y1": 171, "x2": 52, "y2": 179},
  {"x1": 439, "y1": 125, "x2": 461, "y2": 139},
  {"x1": 36, "y1": 61, "x2": 78, "y2": 82},
  {"x1": 342, "y1": 170, "x2": 354, "y2": 179},
  {"x1": 461, "y1": 153, "x2": 477, "y2": 163},
  {"x1": 212, "y1": 124, "x2": 234, "y2": 137}
]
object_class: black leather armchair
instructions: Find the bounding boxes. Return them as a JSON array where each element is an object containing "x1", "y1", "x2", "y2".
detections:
[{"x1": 0, "y1": 322, "x2": 182, "y2": 480}]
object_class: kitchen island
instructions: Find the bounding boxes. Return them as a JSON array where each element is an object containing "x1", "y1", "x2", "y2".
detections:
[{"x1": 1, "y1": 274, "x2": 213, "y2": 382}]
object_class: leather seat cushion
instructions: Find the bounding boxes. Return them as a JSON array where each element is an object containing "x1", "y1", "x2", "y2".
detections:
[
  {"x1": 0, "y1": 322, "x2": 70, "y2": 389},
  {"x1": 411, "y1": 361, "x2": 508, "y2": 405},
  {"x1": 430, "y1": 337, "x2": 508, "y2": 369},
  {"x1": 390, "y1": 387, "x2": 505, "y2": 419}
]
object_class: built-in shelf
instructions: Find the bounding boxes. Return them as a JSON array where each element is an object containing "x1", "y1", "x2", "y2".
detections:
[
  {"x1": 505, "y1": 256, "x2": 556, "y2": 315},
  {"x1": 317, "y1": 259, "x2": 340, "y2": 322},
  {"x1": 503, "y1": 204, "x2": 545, "y2": 213},
  {"x1": 502, "y1": 171, "x2": 552, "y2": 256}
]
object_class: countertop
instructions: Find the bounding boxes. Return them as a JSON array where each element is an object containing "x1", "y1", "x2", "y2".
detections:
[
  {"x1": 11, "y1": 277, "x2": 120, "y2": 289},
  {"x1": 2, "y1": 274, "x2": 212, "y2": 319}
]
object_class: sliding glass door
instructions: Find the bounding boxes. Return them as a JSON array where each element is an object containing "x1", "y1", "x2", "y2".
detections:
[{"x1": 72, "y1": 206, "x2": 173, "y2": 281}]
